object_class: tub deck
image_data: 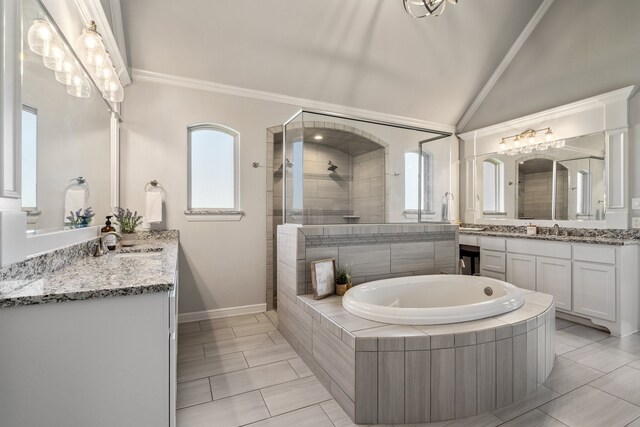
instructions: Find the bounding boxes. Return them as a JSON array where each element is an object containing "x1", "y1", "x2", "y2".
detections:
[{"x1": 278, "y1": 290, "x2": 555, "y2": 424}]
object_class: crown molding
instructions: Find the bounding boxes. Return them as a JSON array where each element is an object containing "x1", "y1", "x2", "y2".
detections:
[
  {"x1": 130, "y1": 68, "x2": 455, "y2": 133},
  {"x1": 458, "y1": 85, "x2": 637, "y2": 141},
  {"x1": 455, "y1": 0, "x2": 555, "y2": 132}
]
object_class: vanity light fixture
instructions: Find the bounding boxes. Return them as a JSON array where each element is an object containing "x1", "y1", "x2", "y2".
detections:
[
  {"x1": 403, "y1": 0, "x2": 458, "y2": 18},
  {"x1": 76, "y1": 21, "x2": 124, "y2": 103},
  {"x1": 27, "y1": 19, "x2": 92, "y2": 98},
  {"x1": 498, "y1": 127, "x2": 565, "y2": 156}
]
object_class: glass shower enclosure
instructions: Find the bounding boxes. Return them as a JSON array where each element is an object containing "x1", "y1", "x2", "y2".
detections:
[{"x1": 280, "y1": 110, "x2": 452, "y2": 225}]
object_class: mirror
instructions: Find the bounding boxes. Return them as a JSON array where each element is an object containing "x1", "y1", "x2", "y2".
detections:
[
  {"x1": 21, "y1": 0, "x2": 112, "y2": 232},
  {"x1": 475, "y1": 132, "x2": 605, "y2": 221}
]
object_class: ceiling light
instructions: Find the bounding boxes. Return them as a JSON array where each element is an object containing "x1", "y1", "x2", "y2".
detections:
[
  {"x1": 314, "y1": 135, "x2": 323, "y2": 141},
  {"x1": 498, "y1": 127, "x2": 559, "y2": 156},
  {"x1": 76, "y1": 21, "x2": 124, "y2": 103},
  {"x1": 403, "y1": 0, "x2": 458, "y2": 18},
  {"x1": 27, "y1": 19, "x2": 91, "y2": 98}
]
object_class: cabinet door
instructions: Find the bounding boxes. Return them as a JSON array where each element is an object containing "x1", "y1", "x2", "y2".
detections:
[
  {"x1": 536, "y1": 257, "x2": 572, "y2": 311},
  {"x1": 506, "y1": 253, "x2": 536, "y2": 291},
  {"x1": 480, "y1": 249, "x2": 506, "y2": 273},
  {"x1": 573, "y1": 262, "x2": 616, "y2": 321}
]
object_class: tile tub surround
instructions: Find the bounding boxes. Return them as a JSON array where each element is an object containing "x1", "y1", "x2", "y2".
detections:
[
  {"x1": 459, "y1": 223, "x2": 640, "y2": 245},
  {"x1": 277, "y1": 223, "x2": 459, "y2": 298},
  {"x1": 277, "y1": 288, "x2": 555, "y2": 424},
  {"x1": 0, "y1": 230, "x2": 179, "y2": 307}
]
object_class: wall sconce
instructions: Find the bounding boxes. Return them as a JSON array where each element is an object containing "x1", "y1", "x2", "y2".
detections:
[
  {"x1": 76, "y1": 21, "x2": 124, "y2": 103},
  {"x1": 498, "y1": 127, "x2": 565, "y2": 155},
  {"x1": 27, "y1": 19, "x2": 92, "y2": 98}
]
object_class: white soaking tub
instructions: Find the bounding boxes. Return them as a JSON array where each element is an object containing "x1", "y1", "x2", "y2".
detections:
[{"x1": 342, "y1": 274, "x2": 525, "y2": 325}]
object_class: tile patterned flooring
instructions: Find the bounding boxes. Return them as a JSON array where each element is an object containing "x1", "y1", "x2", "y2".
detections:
[{"x1": 177, "y1": 312, "x2": 640, "y2": 426}]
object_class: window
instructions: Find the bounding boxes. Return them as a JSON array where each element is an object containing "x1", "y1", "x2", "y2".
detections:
[
  {"x1": 483, "y1": 158, "x2": 504, "y2": 212},
  {"x1": 21, "y1": 106, "x2": 37, "y2": 210},
  {"x1": 404, "y1": 150, "x2": 433, "y2": 212},
  {"x1": 291, "y1": 141, "x2": 303, "y2": 210},
  {"x1": 576, "y1": 170, "x2": 590, "y2": 215},
  {"x1": 188, "y1": 124, "x2": 239, "y2": 210}
]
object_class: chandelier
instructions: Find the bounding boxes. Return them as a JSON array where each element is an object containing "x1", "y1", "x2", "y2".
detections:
[
  {"x1": 403, "y1": 0, "x2": 458, "y2": 18},
  {"x1": 498, "y1": 127, "x2": 565, "y2": 156}
]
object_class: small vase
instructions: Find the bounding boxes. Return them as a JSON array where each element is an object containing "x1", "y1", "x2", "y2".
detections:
[
  {"x1": 121, "y1": 232, "x2": 137, "y2": 247},
  {"x1": 336, "y1": 282, "x2": 352, "y2": 296}
]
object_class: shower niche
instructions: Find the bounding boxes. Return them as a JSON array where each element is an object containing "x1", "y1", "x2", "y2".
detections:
[{"x1": 275, "y1": 110, "x2": 452, "y2": 225}]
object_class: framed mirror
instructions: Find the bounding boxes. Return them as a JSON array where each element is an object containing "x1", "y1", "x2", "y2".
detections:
[
  {"x1": 474, "y1": 132, "x2": 605, "y2": 221},
  {"x1": 21, "y1": 0, "x2": 112, "y2": 233}
]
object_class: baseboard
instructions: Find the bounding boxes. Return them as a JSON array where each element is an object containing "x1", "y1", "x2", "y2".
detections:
[{"x1": 178, "y1": 303, "x2": 267, "y2": 323}]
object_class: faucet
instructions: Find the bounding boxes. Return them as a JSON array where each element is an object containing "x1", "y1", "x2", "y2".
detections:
[{"x1": 551, "y1": 224, "x2": 560, "y2": 236}]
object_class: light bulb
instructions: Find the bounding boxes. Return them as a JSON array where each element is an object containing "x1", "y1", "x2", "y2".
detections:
[{"x1": 42, "y1": 42, "x2": 65, "y2": 71}]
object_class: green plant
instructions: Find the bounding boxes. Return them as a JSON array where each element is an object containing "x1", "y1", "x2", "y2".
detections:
[
  {"x1": 336, "y1": 265, "x2": 352, "y2": 285},
  {"x1": 113, "y1": 207, "x2": 143, "y2": 233},
  {"x1": 66, "y1": 207, "x2": 94, "y2": 227}
]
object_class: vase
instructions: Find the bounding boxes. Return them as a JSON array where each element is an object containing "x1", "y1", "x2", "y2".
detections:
[
  {"x1": 336, "y1": 282, "x2": 352, "y2": 296},
  {"x1": 120, "y1": 232, "x2": 137, "y2": 247}
]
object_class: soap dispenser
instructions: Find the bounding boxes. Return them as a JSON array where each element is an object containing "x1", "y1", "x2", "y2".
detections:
[{"x1": 101, "y1": 216, "x2": 117, "y2": 250}]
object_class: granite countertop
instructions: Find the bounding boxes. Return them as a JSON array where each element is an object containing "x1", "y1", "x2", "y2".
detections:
[
  {"x1": 0, "y1": 232, "x2": 178, "y2": 308},
  {"x1": 459, "y1": 228, "x2": 640, "y2": 246}
]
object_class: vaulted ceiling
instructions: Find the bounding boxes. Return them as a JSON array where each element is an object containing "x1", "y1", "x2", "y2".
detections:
[{"x1": 121, "y1": 0, "x2": 544, "y2": 128}]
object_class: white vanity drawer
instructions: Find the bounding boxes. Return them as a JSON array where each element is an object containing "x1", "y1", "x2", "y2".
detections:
[
  {"x1": 459, "y1": 235, "x2": 478, "y2": 246},
  {"x1": 480, "y1": 249, "x2": 506, "y2": 273},
  {"x1": 479, "y1": 237, "x2": 506, "y2": 251},
  {"x1": 507, "y1": 239, "x2": 571, "y2": 259},
  {"x1": 573, "y1": 244, "x2": 616, "y2": 264}
]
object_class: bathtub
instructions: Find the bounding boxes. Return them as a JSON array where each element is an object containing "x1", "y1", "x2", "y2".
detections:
[{"x1": 342, "y1": 274, "x2": 525, "y2": 325}]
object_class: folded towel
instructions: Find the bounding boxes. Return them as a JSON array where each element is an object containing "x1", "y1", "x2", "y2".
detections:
[
  {"x1": 145, "y1": 190, "x2": 163, "y2": 223},
  {"x1": 64, "y1": 186, "x2": 87, "y2": 219}
]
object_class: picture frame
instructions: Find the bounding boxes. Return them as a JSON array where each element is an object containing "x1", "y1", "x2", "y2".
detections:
[{"x1": 310, "y1": 258, "x2": 336, "y2": 300}]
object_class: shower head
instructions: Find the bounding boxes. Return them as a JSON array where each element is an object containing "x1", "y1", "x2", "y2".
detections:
[{"x1": 327, "y1": 161, "x2": 338, "y2": 171}]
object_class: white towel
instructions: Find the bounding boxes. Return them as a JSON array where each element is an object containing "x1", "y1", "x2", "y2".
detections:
[
  {"x1": 64, "y1": 187, "x2": 87, "y2": 218},
  {"x1": 145, "y1": 190, "x2": 163, "y2": 223}
]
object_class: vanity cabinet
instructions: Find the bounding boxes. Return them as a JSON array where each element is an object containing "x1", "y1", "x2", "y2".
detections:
[
  {"x1": 536, "y1": 257, "x2": 572, "y2": 311},
  {"x1": 473, "y1": 234, "x2": 638, "y2": 336},
  {"x1": 506, "y1": 253, "x2": 536, "y2": 291}
]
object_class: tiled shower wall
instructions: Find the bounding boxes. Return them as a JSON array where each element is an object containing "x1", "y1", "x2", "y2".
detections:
[
  {"x1": 277, "y1": 223, "x2": 459, "y2": 300},
  {"x1": 519, "y1": 170, "x2": 568, "y2": 220},
  {"x1": 351, "y1": 148, "x2": 385, "y2": 223}
]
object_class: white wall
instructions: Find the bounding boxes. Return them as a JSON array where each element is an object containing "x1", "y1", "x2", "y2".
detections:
[{"x1": 120, "y1": 80, "x2": 297, "y2": 314}]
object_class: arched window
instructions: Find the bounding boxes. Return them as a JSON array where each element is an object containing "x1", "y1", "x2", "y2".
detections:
[
  {"x1": 483, "y1": 158, "x2": 504, "y2": 212},
  {"x1": 188, "y1": 124, "x2": 239, "y2": 210},
  {"x1": 405, "y1": 150, "x2": 433, "y2": 212}
]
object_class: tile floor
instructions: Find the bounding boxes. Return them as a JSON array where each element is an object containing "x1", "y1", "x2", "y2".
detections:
[{"x1": 177, "y1": 312, "x2": 640, "y2": 427}]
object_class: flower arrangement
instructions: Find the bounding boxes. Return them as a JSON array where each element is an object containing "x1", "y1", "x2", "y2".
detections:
[
  {"x1": 113, "y1": 207, "x2": 143, "y2": 234},
  {"x1": 66, "y1": 207, "x2": 94, "y2": 227}
]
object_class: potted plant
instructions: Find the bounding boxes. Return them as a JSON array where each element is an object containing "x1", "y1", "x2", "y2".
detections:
[
  {"x1": 66, "y1": 207, "x2": 94, "y2": 228},
  {"x1": 113, "y1": 207, "x2": 143, "y2": 246},
  {"x1": 335, "y1": 265, "x2": 352, "y2": 296}
]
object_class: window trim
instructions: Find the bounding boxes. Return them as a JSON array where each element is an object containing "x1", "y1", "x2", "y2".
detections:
[
  {"x1": 187, "y1": 123, "x2": 241, "y2": 215},
  {"x1": 21, "y1": 104, "x2": 38, "y2": 212}
]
